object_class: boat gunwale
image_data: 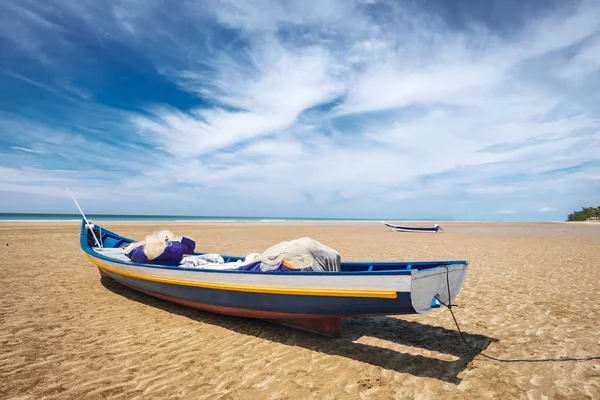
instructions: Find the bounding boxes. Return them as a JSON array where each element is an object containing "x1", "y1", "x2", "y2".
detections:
[{"x1": 80, "y1": 221, "x2": 468, "y2": 277}]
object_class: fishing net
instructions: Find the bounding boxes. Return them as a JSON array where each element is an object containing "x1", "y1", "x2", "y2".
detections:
[{"x1": 256, "y1": 237, "x2": 341, "y2": 272}]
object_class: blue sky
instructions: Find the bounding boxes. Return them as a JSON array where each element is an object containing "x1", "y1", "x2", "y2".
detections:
[{"x1": 0, "y1": 0, "x2": 599, "y2": 221}]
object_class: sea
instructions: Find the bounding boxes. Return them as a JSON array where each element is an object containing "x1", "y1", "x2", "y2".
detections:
[{"x1": 0, "y1": 213, "x2": 439, "y2": 223}]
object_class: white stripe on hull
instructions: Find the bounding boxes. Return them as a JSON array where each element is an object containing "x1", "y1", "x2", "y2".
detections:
[
  {"x1": 88, "y1": 253, "x2": 469, "y2": 312},
  {"x1": 89, "y1": 253, "x2": 413, "y2": 292}
]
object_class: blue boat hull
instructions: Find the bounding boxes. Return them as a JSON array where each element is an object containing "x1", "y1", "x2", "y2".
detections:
[
  {"x1": 382, "y1": 222, "x2": 443, "y2": 232},
  {"x1": 99, "y1": 266, "x2": 418, "y2": 317}
]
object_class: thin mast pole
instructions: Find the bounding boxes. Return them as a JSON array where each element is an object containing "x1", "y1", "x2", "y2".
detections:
[{"x1": 66, "y1": 187, "x2": 102, "y2": 248}]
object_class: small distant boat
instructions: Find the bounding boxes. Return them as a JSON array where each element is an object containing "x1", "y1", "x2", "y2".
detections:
[
  {"x1": 382, "y1": 222, "x2": 444, "y2": 233},
  {"x1": 80, "y1": 221, "x2": 467, "y2": 337}
]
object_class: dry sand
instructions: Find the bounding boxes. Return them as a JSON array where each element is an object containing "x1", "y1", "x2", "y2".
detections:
[{"x1": 1, "y1": 221, "x2": 599, "y2": 399}]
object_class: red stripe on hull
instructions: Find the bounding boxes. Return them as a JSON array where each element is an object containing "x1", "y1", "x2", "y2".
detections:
[{"x1": 100, "y1": 272, "x2": 341, "y2": 337}]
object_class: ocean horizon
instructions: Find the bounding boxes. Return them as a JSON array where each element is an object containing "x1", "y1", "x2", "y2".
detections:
[{"x1": 0, "y1": 213, "x2": 448, "y2": 223}]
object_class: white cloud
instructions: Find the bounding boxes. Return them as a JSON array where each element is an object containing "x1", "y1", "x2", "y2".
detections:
[
  {"x1": 497, "y1": 209, "x2": 516, "y2": 215},
  {"x1": 134, "y1": 42, "x2": 344, "y2": 157},
  {"x1": 537, "y1": 207, "x2": 555, "y2": 213},
  {"x1": 11, "y1": 146, "x2": 44, "y2": 154},
  {"x1": 206, "y1": 0, "x2": 369, "y2": 34},
  {"x1": 558, "y1": 37, "x2": 600, "y2": 79},
  {"x1": 0, "y1": 69, "x2": 77, "y2": 101},
  {"x1": 0, "y1": 166, "x2": 102, "y2": 198},
  {"x1": 0, "y1": 1, "x2": 63, "y2": 63},
  {"x1": 521, "y1": 1, "x2": 600, "y2": 59}
]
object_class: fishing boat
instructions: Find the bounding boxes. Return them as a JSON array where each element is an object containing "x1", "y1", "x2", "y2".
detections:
[
  {"x1": 382, "y1": 222, "x2": 444, "y2": 233},
  {"x1": 80, "y1": 221, "x2": 468, "y2": 336}
]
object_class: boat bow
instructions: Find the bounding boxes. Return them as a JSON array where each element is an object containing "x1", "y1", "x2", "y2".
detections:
[{"x1": 410, "y1": 263, "x2": 469, "y2": 313}]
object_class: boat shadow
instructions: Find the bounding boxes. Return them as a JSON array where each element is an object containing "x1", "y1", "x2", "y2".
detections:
[{"x1": 100, "y1": 277, "x2": 497, "y2": 384}]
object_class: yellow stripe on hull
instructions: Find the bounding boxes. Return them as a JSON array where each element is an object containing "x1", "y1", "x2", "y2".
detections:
[{"x1": 85, "y1": 253, "x2": 398, "y2": 299}]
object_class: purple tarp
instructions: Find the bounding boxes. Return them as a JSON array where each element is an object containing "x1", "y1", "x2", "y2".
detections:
[{"x1": 127, "y1": 237, "x2": 196, "y2": 264}]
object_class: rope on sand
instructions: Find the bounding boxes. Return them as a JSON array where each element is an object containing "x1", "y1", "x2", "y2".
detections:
[{"x1": 437, "y1": 266, "x2": 600, "y2": 363}]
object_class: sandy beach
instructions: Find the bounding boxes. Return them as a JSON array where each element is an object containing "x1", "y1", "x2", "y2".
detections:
[{"x1": 1, "y1": 221, "x2": 599, "y2": 399}]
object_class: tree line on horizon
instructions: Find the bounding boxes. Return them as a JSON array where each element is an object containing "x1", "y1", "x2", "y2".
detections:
[{"x1": 567, "y1": 206, "x2": 600, "y2": 221}]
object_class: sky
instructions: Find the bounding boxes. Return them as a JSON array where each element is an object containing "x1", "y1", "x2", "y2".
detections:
[{"x1": 0, "y1": 0, "x2": 599, "y2": 221}]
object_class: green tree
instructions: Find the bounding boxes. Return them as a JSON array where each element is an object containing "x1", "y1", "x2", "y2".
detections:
[{"x1": 567, "y1": 206, "x2": 600, "y2": 221}]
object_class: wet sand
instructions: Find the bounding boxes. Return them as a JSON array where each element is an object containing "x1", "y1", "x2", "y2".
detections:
[{"x1": 1, "y1": 221, "x2": 599, "y2": 399}]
